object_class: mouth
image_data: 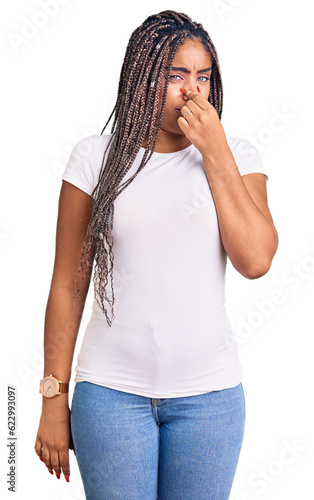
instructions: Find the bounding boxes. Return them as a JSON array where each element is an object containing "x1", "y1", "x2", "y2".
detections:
[{"x1": 175, "y1": 108, "x2": 181, "y2": 113}]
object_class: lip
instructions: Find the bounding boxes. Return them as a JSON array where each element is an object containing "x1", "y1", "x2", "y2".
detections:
[{"x1": 175, "y1": 108, "x2": 181, "y2": 113}]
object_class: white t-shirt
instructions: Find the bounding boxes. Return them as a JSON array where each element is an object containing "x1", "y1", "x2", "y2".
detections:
[{"x1": 62, "y1": 134, "x2": 268, "y2": 398}]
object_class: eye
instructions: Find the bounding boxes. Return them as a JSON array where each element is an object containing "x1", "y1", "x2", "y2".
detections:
[{"x1": 169, "y1": 75, "x2": 210, "y2": 82}]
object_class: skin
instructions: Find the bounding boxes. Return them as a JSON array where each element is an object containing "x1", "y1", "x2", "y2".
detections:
[
  {"x1": 141, "y1": 37, "x2": 212, "y2": 153},
  {"x1": 34, "y1": 182, "x2": 94, "y2": 480},
  {"x1": 143, "y1": 37, "x2": 278, "y2": 275},
  {"x1": 35, "y1": 35, "x2": 278, "y2": 482}
]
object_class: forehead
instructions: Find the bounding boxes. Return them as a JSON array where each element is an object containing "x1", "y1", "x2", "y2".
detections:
[{"x1": 172, "y1": 38, "x2": 212, "y2": 66}]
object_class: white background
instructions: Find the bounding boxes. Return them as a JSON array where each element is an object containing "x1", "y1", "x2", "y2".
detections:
[{"x1": 1, "y1": 0, "x2": 313, "y2": 498}]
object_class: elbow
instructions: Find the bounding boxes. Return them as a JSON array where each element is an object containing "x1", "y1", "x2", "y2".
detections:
[
  {"x1": 244, "y1": 236, "x2": 279, "y2": 280},
  {"x1": 244, "y1": 259, "x2": 273, "y2": 280}
]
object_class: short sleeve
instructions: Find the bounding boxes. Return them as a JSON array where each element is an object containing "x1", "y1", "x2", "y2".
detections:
[
  {"x1": 62, "y1": 135, "x2": 95, "y2": 195},
  {"x1": 227, "y1": 138, "x2": 269, "y2": 184}
]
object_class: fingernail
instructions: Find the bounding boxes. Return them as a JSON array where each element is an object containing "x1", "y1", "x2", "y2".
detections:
[
  {"x1": 49, "y1": 470, "x2": 54, "y2": 475},
  {"x1": 180, "y1": 88, "x2": 185, "y2": 94},
  {"x1": 64, "y1": 475, "x2": 70, "y2": 482},
  {"x1": 197, "y1": 85, "x2": 200, "y2": 93},
  {"x1": 56, "y1": 473, "x2": 60, "y2": 479},
  {"x1": 39, "y1": 456, "x2": 44, "y2": 462}
]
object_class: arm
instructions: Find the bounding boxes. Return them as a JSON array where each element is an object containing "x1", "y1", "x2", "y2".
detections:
[
  {"x1": 43, "y1": 179, "x2": 95, "y2": 393},
  {"x1": 176, "y1": 88, "x2": 278, "y2": 279},
  {"x1": 202, "y1": 153, "x2": 278, "y2": 279},
  {"x1": 34, "y1": 179, "x2": 95, "y2": 480}
]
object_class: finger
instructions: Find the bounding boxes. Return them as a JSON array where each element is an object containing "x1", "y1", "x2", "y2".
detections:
[
  {"x1": 50, "y1": 448, "x2": 61, "y2": 476},
  {"x1": 35, "y1": 439, "x2": 51, "y2": 471},
  {"x1": 34, "y1": 437, "x2": 42, "y2": 457},
  {"x1": 59, "y1": 448, "x2": 71, "y2": 478},
  {"x1": 180, "y1": 105, "x2": 194, "y2": 122},
  {"x1": 181, "y1": 99, "x2": 200, "y2": 116},
  {"x1": 177, "y1": 115, "x2": 189, "y2": 133},
  {"x1": 180, "y1": 88, "x2": 208, "y2": 110},
  {"x1": 69, "y1": 434, "x2": 76, "y2": 456},
  {"x1": 41, "y1": 447, "x2": 53, "y2": 474}
]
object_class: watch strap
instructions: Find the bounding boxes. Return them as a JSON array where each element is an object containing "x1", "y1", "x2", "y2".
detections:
[{"x1": 58, "y1": 382, "x2": 69, "y2": 394}]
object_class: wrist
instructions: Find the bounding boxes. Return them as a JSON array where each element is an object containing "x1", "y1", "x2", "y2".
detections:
[
  {"x1": 39, "y1": 374, "x2": 69, "y2": 398},
  {"x1": 202, "y1": 151, "x2": 240, "y2": 189},
  {"x1": 42, "y1": 393, "x2": 69, "y2": 407}
]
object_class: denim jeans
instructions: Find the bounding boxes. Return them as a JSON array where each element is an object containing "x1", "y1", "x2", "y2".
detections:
[{"x1": 70, "y1": 381, "x2": 246, "y2": 499}]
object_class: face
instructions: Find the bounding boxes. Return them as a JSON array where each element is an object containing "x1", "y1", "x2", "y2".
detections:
[{"x1": 154, "y1": 38, "x2": 212, "y2": 137}]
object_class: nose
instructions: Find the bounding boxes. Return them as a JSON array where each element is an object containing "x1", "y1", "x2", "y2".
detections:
[{"x1": 180, "y1": 85, "x2": 199, "y2": 99}]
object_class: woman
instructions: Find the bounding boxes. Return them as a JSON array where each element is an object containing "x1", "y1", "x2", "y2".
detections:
[{"x1": 34, "y1": 10, "x2": 278, "y2": 499}]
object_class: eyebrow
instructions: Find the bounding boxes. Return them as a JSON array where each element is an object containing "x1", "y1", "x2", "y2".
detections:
[{"x1": 166, "y1": 66, "x2": 212, "y2": 74}]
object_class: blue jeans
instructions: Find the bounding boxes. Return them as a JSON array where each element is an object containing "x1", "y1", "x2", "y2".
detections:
[{"x1": 70, "y1": 381, "x2": 246, "y2": 499}]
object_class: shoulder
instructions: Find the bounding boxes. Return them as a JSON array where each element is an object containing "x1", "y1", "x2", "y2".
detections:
[
  {"x1": 69, "y1": 133, "x2": 113, "y2": 169},
  {"x1": 62, "y1": 134, "x2": 111, "y2": 196},
  {"x1": 226, "y1": 137, "x2": 268, "y2": 181},
  {"x1": 93, "y1": 133, "x2": 113, "y2": 150},
  {"x1": 70, "y1": 133, "x2": 113, "y2": 156},
  {"x1": 227, "y1": 137, "x2": 259, "y2": 158}
]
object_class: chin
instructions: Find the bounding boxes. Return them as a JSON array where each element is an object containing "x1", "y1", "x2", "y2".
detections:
[{"x1": 156, "y1": 123, "x2": 179, "y2": 134}]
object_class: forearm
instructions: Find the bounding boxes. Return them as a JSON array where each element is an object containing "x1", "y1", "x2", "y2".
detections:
[
  {"x1": 202, "y1": 152, "x2": 277, "y2": 278},
  {"x1": 42, "y1": 283, "x2": 89, "y2": 406}
]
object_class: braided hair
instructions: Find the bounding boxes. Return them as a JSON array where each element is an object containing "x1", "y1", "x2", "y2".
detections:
[{"x1": 71, "y1": 10, "x2": 223, "y2": 326}]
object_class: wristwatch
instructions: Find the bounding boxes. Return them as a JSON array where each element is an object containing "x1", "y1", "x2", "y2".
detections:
[{"x1": 39, "y1": 374, "x2": 69, "y2": 398}]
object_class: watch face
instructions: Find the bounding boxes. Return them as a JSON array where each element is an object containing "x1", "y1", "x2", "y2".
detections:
[{"x1": 42, "y1": 377, "x2": 58, "y2": 397}]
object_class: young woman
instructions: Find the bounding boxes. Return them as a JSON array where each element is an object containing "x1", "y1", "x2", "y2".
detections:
[{"x1": 34, "y1": 10, "x2": 278, "y2": 499}]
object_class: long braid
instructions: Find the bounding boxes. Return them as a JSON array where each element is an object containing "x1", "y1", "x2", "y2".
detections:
[{"x1": 70, "y1": 10, "x2": 224, "y2": 326}]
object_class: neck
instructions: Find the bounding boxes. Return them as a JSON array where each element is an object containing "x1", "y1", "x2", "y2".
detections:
[{"x1": 141, "y1": 127, "x2": 192, "y2": 153}]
